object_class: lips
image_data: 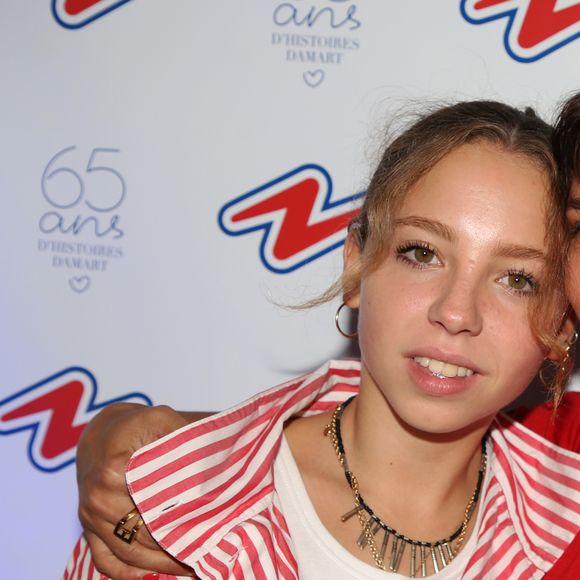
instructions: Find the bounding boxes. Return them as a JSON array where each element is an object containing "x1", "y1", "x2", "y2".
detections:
[
  {"x1": 407, "y1": 348, "x2": 482, "y2": 375},
  {"x1": 405, "y1": 348, "x2": 482, "y2": 396},
  {"x1": 413, "y1": 356, "x2": 474, "y2": 378}
]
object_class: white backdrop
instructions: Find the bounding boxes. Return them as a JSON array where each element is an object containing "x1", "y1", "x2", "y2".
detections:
[{"x1": 0, "y1": 1, "x2": 579, "y2": 577}]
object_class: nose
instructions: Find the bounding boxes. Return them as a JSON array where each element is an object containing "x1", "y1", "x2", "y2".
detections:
[{"x1": 428, "y1": 271, "x2": 483, "y2": 336}]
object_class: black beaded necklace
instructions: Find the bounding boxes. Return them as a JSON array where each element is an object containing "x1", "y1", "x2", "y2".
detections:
[{"x1": 324, "y1": 396, "x2": 487, "y2": 577}]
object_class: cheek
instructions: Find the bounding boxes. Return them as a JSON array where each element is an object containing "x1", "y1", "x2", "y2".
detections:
[
  {"x1": 507, "y1": 339, "x2": 544, "y2": 376},
  {"x1": 356, "y1": 278, "x2": 431, "y2": 367},
  {"x1": 493, "y1": 313, "x2": 545, "y2": 394},
  {"x1": 358, "y1": 277, "x2": 425, "y2": 331}
]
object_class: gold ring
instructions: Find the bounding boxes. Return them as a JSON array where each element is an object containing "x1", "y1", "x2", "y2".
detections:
[{"x1": 113, "y1": 507, "x2": 144, "y2": 544}]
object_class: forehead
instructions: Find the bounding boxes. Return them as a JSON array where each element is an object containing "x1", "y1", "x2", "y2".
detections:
[{"x1": 398, "y1": 142, "x2": 548, "y2": 245}]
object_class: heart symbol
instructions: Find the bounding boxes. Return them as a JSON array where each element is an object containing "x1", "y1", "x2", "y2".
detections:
[
  {"x1": 69, "y1": 276, "x2": 91, "y2": 293},
  {"x1": 303, "y1": 69, "x2": 325, "y2": 88}
]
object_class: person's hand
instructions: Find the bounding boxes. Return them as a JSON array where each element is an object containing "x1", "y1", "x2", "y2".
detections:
[{"x1": 77, "y1": 403, "x2": 209, "y2": 579}]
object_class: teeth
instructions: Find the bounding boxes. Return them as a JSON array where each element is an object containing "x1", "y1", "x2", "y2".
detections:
[
  {"x1": 413, "y1": 356, "x2": 474, "y2": 378},
  {"x1": 429, "y1": 360, "x2": 444, "y2": 374},
  {"x1": 441, "y1": 363, "x2": 458, "y2": 377},
  {"x1": 415, "y1": 357, "x2": 430, "y2": 368}
]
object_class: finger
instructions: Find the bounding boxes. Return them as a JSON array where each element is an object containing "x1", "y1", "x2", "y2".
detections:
[
  {"x1": 86, "y1": 530, "x2": 152, "y2": 580},
  {"x1": 84, "y1": 503, "x2": 173, "y2": 555},
  {"x1": 86, "y1": 525, "x2": 195, "y2": 576}
]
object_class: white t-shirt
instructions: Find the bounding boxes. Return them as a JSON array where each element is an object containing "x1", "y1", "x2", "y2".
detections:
[{"x1": 274, "y1": 435, "x2": 489, "y2": 579}]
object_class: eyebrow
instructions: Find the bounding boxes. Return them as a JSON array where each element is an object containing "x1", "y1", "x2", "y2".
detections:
[
  {"x1": 568, "y1": 197, "x2": 580, "y2": 211},
  {"x1": 490, "y1": 243, "x2": 546, "y2": 262},
  {"x1": 395, "y1": 215, "x2": 546, "y2": 262},
  {"x1": 394, "y1": 216, "x2": 456, "y2": 242}
]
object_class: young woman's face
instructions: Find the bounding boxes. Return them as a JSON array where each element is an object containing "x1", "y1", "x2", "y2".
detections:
[
  {"x1": 347, "y1": 141, "x2": 551, "y2": 434},
  {"x1": 567, "y1": 180, "x2": 580, "y2": 315}
]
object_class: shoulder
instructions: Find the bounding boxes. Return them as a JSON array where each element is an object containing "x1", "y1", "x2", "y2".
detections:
[
  {"x1": 283, "y1": 407, "x2": 352, "y2": 497},
  {"x1": 483, "y1": 403, "x2": 580, "y2": 578},
  {"x1": 509, "y1": 392, "x2": 580, "y2": 453},
  {"x1": 284, "y1": 411, "x2": 339, "y2": 484},
  {"x1": 515, "y1": 393, "x2": 580, "y2": 578}
]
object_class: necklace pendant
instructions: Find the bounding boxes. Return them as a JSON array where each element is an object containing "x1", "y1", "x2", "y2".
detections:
[
  {"x1": 431, "y1": 546, "x2": 440, "y2": 574},
  {"x1": 379, "y1": 529, "x2": 390, "y2": 562},
  {"x1": 357, "y1": 517, "x2": 381, "y2": 548},
  {"x1": 356, "y1": 518, "x2": 374, "y2": 550},
  {"x1": 420, "y1": 544, "x2": 427, "y2": 577},
  {"x1": 340, "y1": 506, "x2": 361, "y2": 522},
  {"x1": 437, "y1": 543, "x2": 448, "y2": 568},
  {"x1": 356, "y1": 528, "x2": 369, "y2": 549},
  {"x1": 371, "y1": 519, "x2": 382, "y2": 537},
  {"x1": 444, "y1": 541, "x2": 454, "y2": 562},
  {"x1": 410, "y1": 544, "x2": 416, "y2": 578},
  {"x1": 390, "y1": 539, "x2": 406, "y2": 573},
  {"x1": 388, "y1": 536, "x2": 398, "y2": 571},
  {"x1": 328, "y1": 400, "x2": 487, "y2": 576},
  {"x1": 356, "y1": 518, "x2": 372, "y2": 548}
]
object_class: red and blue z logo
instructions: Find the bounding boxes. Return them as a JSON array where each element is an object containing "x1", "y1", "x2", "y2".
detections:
[
  {"x1": 52, "y1": 0, "x2": 134, "y2": 29},
  {"x1": 218, "y1": 165, "x2": 364, "y2": 274},
  {"x1": 0, "y1": 368, "x2": 151, "y2": 472},
  {"x1": 461, "y1": 0, "x2": 580, "y2": 62}
]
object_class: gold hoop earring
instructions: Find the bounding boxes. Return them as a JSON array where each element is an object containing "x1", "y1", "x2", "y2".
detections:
[
  {"x1": 559, "y1": 331, "x2": 578, "y2": 375},
  {"x1": 538, "y1": 331, "x2": 578, "y2": 389},
  {"x1": 335, "y1": 303, "x2": 358, "y2": 338},
  {"x1": 538, "y1": 364, "x2": 551, "y2": 389}
]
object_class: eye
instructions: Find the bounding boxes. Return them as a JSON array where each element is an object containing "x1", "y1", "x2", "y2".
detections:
[
  {"x1": 413, "y1": 247, "x2": 436, "y2": 263},
  {"x1": 569, "y1": 222, "x2": 580, "y2": 238},
  {"x1": 396, "y1": 242, "x2": 441, "y2": 268},
  {"x1": 498, "y1": 270, "x2": 538, "y2": 295}
]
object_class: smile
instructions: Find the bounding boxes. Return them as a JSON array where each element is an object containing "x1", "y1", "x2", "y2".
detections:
[{"x1": 413, "y1": 356, "x2": 475, "y2": 378}]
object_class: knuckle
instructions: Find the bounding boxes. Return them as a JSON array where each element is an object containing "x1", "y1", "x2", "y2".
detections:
[
  {"x1": 77, "y1": 504, "x2": 91, "y2": 527},
  {"x1": 81, "y1": 488, "x2": 112, "y2": 522},
  {"x1": 147, "y1": 404, "x2": 173, "y2": 419},
  {"x1": 82, "y1": 487, "x2": 102, "y2": 511},
  {"x1": 101, "y1": 463, "x2": 126, "y2": 487}
]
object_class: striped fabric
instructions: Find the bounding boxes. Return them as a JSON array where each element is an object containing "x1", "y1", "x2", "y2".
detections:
[{"x1": 64, "y1": 359, "x2": 580, "y2": 579}]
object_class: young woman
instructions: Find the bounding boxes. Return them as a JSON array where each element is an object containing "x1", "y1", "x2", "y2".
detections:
[{"x1": 65, "y1": 98, "x2": 580, "y2": 579}]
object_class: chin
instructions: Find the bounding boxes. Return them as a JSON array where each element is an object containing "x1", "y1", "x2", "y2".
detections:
[{"x1": 393, "y1": 400, "x2": 495, "y2": 438}]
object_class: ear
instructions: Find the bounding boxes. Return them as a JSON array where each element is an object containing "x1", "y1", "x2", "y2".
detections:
[
  {"x1": 342, "y1": 233, "x2": 361, "y2": 309},
  {"x1": 546, "y1": 310, "x2": 578, "y2": 362}
]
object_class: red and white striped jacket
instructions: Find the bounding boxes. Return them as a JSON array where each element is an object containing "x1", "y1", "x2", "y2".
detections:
[{"x1": 65, "y1": 359, "x2": 580, "y2": 579}]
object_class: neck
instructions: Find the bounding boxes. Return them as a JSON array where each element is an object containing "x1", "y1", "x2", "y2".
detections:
[{"x1": 337, "y1": 366, "x2": 491, "y2": 533}]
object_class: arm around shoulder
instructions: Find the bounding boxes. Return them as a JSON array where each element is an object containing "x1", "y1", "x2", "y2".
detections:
[{"x1": 73, "y1": 403, "x2": 211, "y2": 578}]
